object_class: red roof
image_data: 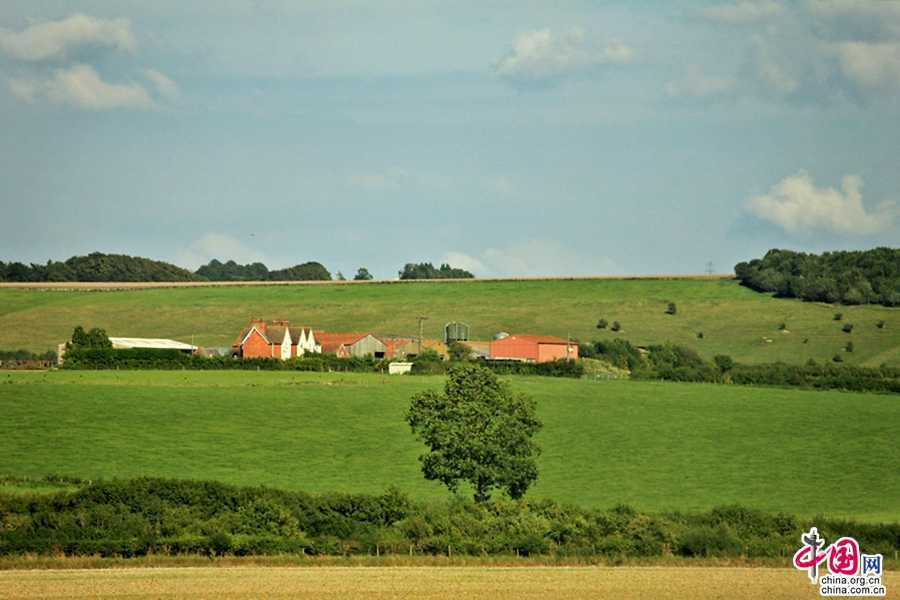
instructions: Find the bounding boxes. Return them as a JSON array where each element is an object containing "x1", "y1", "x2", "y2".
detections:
[
  {"x1": 502, "y1": 335, "x2": 573, "y2": 345},
  {"x1": 313, "y1": 332, "x2": 371, "y2": 345}
]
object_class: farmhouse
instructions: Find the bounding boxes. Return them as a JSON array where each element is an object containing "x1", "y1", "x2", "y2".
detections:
[
  {"x1": 233, "y1": 318, "x2": 319, "y2": 359},
  {"x1": 490, "y1": 334, "x2": 577, "y2": 362}
]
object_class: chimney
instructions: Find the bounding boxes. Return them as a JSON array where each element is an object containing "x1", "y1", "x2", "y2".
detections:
[
  {"x1": 251, "y1": 317, "x2": 266, "y2": 334},
  {"x1": 272, "y1": 318, "x2": 290, "y2": 328}
]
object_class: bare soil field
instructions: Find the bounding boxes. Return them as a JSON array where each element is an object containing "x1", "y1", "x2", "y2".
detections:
[{"x1": 1, "y1": 566, "x2": 881, "y2": 600}]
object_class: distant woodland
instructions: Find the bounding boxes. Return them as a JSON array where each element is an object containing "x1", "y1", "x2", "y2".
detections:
[
  {"x1": 735, "y1": 248, "x2": 900, "y2": 307},
  {"x1": 0, "y1": 254, "x2": 474, "y2": 282},
  {"x1": 0, "y1": 253, "x2": 330, "y2": 283}
]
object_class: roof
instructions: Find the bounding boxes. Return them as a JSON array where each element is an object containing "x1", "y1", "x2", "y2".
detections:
[
  {"x1": 109, "y1": 337, "x2": 196, "y2": 351},
  {"x1": 266, "y1": 326, "x2": 289, "y2": 345},
  {"x1": 289, "y1": 327, "x2": 313, "y2": 344},
  {"x1": 313, "y1": 332, "x2": 371, "y2": 345},
  {"x1": 496, "y1": 335, "x2": 573, "y2": 345},
  {"x1": 235, "y1": 326, "x2": 268, "y2": 346},
  {"x1": 319, "y1": 341, "x2": 349, "y2": 354}
]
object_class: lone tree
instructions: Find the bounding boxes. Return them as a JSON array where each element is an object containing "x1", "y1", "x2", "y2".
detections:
[{"x1": 405, "y1": 363, "x2": 542, "y2": 503}]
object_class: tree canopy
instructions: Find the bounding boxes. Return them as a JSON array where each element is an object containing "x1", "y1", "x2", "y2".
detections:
[
  {"x1": 405, "y1": 363, "x2": 542, "y2": 503},
  {"x1": 68, "y1": 326, "x2": 112, "y2": 349},
  {"x1": 734, "y1": 247, "x2": 900, "y2": 307},
  {"x1": 0, "y1": 253, "x2": 204, "y2": 283},
  {"x1": 398, "y1": 262, "x2": 474, "y2": 280}
]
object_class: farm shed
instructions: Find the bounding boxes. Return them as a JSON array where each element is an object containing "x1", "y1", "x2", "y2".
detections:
[
  {"x1": 108, "y1": 338, "x2": 197, "y2": 354},
  {"x1": 489, "y1": 335, "x2": 577, "y2": 363},
  {"x1": 314, "y1": 332, "x2": 387, "y2": 358}
]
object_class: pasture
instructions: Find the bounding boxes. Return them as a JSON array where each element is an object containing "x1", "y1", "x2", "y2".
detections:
[
  {"x1": 2, "y1": 277, "x2": 900, "y2": 366},
  {"x1": 0, "y1": 565, "x2": 876, "y2": 599},
  {"x1": 1, "y1": 371, "x2": 897, "y2": 521}
]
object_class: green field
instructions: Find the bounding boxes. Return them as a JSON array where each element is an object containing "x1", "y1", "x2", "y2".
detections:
[
  {"x1": 2, "y1": 371, "x2": 897, "y2": 522},
  {"x1": 2, "y1": 278, "x2": 900, "y2": 366}
]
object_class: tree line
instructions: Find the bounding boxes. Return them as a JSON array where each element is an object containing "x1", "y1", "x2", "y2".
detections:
[
  {"x1": 735, "y1": 247, "x2": 900, "y2": 306},
  {"x1": 1, "y1": 476, "x2": 896, "y2": 560},
  {"x1": 581, "y1": 338, "x2": 900, "y2": 393},
  {"x1": 0, "y1": 253, "x2": 476, "y2": 283}
]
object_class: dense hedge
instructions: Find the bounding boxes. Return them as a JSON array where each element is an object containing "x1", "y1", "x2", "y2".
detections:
[
  {"x1": 59, "y1": 350, "x2": 584, "y2": 379},
  {"x1": 735, "y1": 247, "x2": 900, "y2": 306},
  {"x1": 60, "y1": 348, "x2": 386, "y2": 373},
  {"x1": 1, "y1": 478, "x2": 896, "y2": 559},
  {"x1": 581, "y1": 339, "x2": 900, "y2": 392}
]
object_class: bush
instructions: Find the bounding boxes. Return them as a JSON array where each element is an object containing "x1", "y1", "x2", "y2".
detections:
[
  {"x1": 842, "y1": 324, "x2": 854, "y2": 333},
  {"x1": 610, "y1": 322, "x2": 621, "y2": 332},
  {"x1": 596, "y1": 318, "x2": 608, "y2": 329},
  {"x1": 666, "y1": 302, "x2": 677, "y2": 315}
]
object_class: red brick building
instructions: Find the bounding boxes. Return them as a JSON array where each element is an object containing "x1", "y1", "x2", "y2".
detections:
[{"x1": 233, "y1": 318, "x2": 317, "y2": 359}]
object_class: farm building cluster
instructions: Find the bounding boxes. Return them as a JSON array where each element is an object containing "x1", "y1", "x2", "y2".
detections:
[
  {"x1": 232, "y1": 318, "x2": 578, "y2": 363},
  {"x1": 53, "y1": 318, "x2": 578, "y2": 366}
]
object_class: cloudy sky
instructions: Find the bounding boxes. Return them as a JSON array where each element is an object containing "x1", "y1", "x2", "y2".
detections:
[{"x1": 2, "y1": 1, "x2": 899, "y2": 278}]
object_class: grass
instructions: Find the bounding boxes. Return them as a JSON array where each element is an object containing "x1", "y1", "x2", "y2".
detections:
[
  {"x1": 0, "y1": 565, "x2": 874, "y2": 599},
  {"x1": 2, "y1": 278, "x2": 900, "y2": 366},
  {"x1": 2, "y1": 371, "x2": 897, "y2": 521}
]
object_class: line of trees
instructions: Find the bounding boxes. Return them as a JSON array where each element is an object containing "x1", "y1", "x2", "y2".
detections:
[
  {"x1": 0, "y1": 253, "x2": 204, "y2": 283},
  {"x1": 581, "y1": 338, "x2": 900, "y2": 392},
  {"x1": 0, "y1": 477, "x2": 896, "y2": 559},
  {"x1": 734, "y1": 247, "x2": 900, "y2": 306},
  {"x1": 196, "y1": 259, "x2": 332, "y2": 282},
  {"x1": 398, "y1": 263, "x2": 474, "y2": 280}
]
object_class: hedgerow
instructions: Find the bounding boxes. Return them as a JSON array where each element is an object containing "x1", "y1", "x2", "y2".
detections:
[{"x1": 1, "y1": 478, "x2": 896, "y2": 559}]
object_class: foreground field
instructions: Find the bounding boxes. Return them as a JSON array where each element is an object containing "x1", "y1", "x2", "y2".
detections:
[
  {"x1": 2, "y1": 371, "x2": 897, "y2": 521},
  {"x1": 2, "y1": 277, "x2": 899, "y2": 366},
  {"x1": 1, "y1": 566, "x2": 881, "y2": 600}
]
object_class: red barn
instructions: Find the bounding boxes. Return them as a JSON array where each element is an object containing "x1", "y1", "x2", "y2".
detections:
[{"x1": 490, "y1": 335, "x2": 577, "y2": 363}]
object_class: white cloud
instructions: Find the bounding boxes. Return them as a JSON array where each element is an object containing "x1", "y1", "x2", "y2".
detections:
[
  {"x1": 666, "y1": 64, "x2": 735, "y2": 99},
  {"x1": 350, "y1": 167, "x2": 409, "y2": 190},
  {"x1": 8, "y1": 78, "x2": 38, "y2": 103},
  {"x1": 494, "y1": 27, "x2": 633, "y2": 83},
  {"x1": 447, "y1": 239, "x2": 620, "y2": 279},
  {"x1": 176, "y1": 233, "x2": 271, "y2": 271},
  {"x1": 485, "y1": 176, "x2": 513, "y2": 196},
  {"x1": 827, "y1": 41, "x2": 900, "y2": 91},
  {"x1": 803, "y1": 0, "x2": 900, "y2": 42},
  {"x1": 746, "y1": 35, "x2": 801, "y2": 96},
  {"x1": 746, "y1": 171, "x2": 892, "y2": 235},
  {"x1": 39, "y1": 64, "x2": 156, "y2": 111},
  {"x1": 441, "y1": 252, "x2": 488, "y2": 277},
  {"x1": 0, "y1": 13, "x2": 136, "y2": 62},
  {"x1": 143, "y1": 69, "x2": 182, "y2": 103},
  {"x1": 699, "y1": 1, "x2": 785, "y2": 25}
]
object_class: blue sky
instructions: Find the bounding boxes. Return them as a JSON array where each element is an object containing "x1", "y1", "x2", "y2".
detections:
[{"x1": 2, "y1": 1, "x2": 899, "y2": 278}]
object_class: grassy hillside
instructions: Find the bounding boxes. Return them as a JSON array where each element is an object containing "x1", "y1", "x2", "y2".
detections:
[
  {"x1": 2, "y1": 371, "x2": 897, "y2": 521},
  {"x1": 1, "y1": 277, "x2": 899, "y2": 366}
]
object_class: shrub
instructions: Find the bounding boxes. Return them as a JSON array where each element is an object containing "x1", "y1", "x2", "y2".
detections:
[
  {"x1": 877, "y1": 320, "x2": 885, "y2": 329},
  {"x1": 610, "y1": 322, "x2": 621, "y2": 332},
  {"x1": 833, "y1": 354, "x2": 844, "y2": 363},
  {"x1": 846, "y1": 341, "x2": 854, "y2": 353},
  {"x1": 596, "y1": 318, "x2": 608, "y2": 329},
  {"x1": 834, "y1": 313, "x2": 843, "y2": 321},
  {"x1": 842, "y1": 324, "x2": 854, "y2": 333},
  {"x1": 666, "y1": 302, "x2": 677, "y2": 315}
]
